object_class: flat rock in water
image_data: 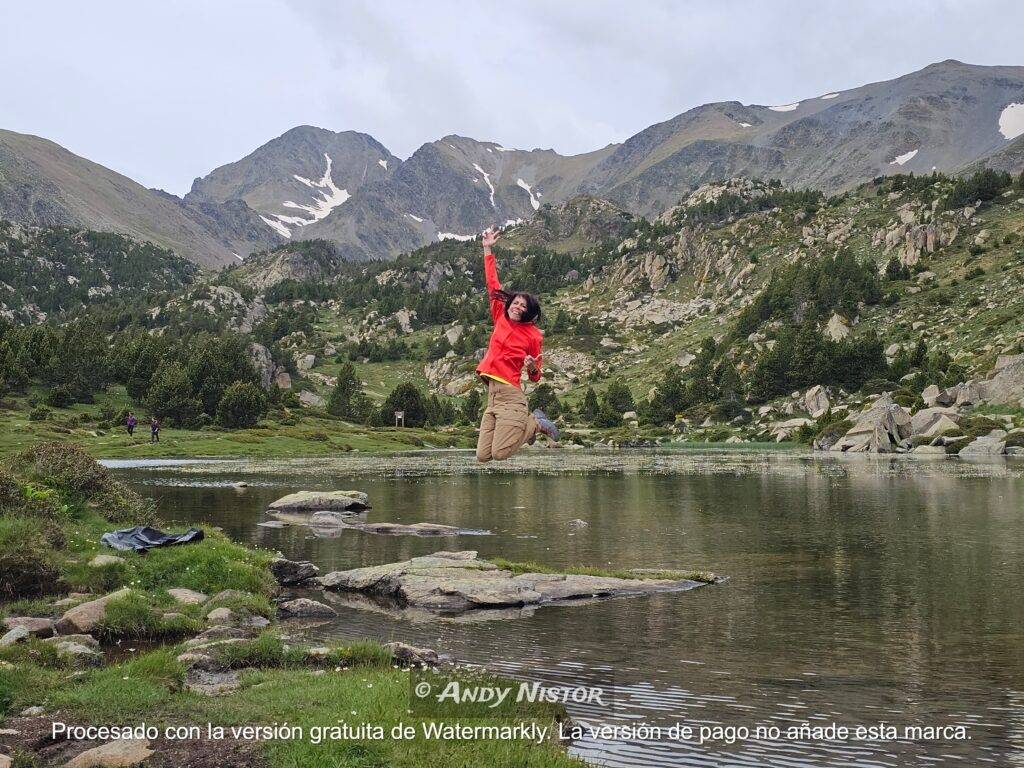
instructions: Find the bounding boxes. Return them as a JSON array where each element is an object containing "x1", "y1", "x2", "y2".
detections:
[
  {"x1": 319, "y1": 550, "x2": 718, "y2": 614},
  {"x1": 268, "y1": 490, "x2": 370, "y2": 512}
]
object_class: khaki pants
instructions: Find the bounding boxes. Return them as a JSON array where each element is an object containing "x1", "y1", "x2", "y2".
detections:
[{"x1": 476, "y1": 379, "x2": 539, "y2": 463}]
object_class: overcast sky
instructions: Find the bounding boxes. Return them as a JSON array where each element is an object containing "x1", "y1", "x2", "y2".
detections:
[{"x1": 3, "y1": 0, "x2": 1023, "y2": 195}]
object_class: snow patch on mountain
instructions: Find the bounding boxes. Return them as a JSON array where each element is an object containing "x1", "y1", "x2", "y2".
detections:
[
  {"x1": 473, "y1": 163, "x2": 496, "y2": 208},
  {"x1": 820, "y1": 93, "x2": 839, "y2": 100},
  {"x1": 768, "y1": 103, "x2": 800, "y2": 112},
  {"x1": 998, "y1": 103, "x2": 1024, "y2": 140},
  {"x1": 261, "y1": 153, "x2": 350, "y2": 237},
  {"x1": 406, "y1": 213, "x2": 424, "y2": 223},
  {"x1": 517, "y1": 178, "x2": 540, "y2": 211},
  {"x1": 495, "y1": 146, "x2": 515, "y2": 152},
  {"x1": 260, "y1": 216, "x2": 291, "y2": 239},
  {"x1": 890, "y1": 149, "x2": 919, "y2": 166},
  {"x1": 378, "y1": 159, "x2": 388, "y2": 170},
  {"x1": 438, "y1": 232, "x2": 475, "y2": 242},
  {"x1": 738, "y1": 122, "x2": 752, "y2": 128}
]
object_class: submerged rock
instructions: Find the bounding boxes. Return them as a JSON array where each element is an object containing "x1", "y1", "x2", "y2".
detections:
[
  {"x1": 318, "y1": 550, "x2": 718, "y2": 615},
  {"x1": 278, "y1": 598, "x2": 337, "y2": 618}
]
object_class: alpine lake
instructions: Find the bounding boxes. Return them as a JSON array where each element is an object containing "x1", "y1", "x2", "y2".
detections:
[{"x1": 108, "y1": 448, "x2": 1024, "y2": 768}]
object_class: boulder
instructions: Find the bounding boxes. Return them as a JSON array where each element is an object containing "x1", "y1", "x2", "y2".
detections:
[
  {"x1": 249, "y1": 342, "x2": 275, "y2": 390},
  {"x1": 958, "y1": 433, "x2": 1007, "y2": 458},
  {"x1": 769, "y1": 417, "x2": 813, "y2": 442},
  {"x1": 830, "y1": 395, "x2": 910, "y2": 453},
  {"x1": 0, "y1": 753, "x2": 10, "y2": 768},
  {"x1": 2, "y1": 617, "x2": 55, "y2": 638},
  {"x1": 921, "y1": 384, "x2": 953, "y2": 407},
  {"x1": 949, "y1": 381, "x2": 984, "y2": 406},
  {"x1": 206, "y1": 607, "x2": 233, "y2": 623},
  {"x1": 0, "y1": 626, "x2": 30, "y2": 647},
  {"x1": 278, "y1": 598, "x2": 337, "y2": 618},
  {"x1": 269, "y1": 558, "x2": 320, "y2": 586},
  {"x1": 911, "y1": 445, "x2": 948, "y2": 456},
  {"x1": 89, "y1": 555, "x2": 123, "y2": 567},
  {"x1": 993, "y1": 353, "x2": 1024, "y2": 373},
  {"x1": 385, "y1": 641, "x2": 439, "y2": 667},
  {"x1": 167, "y1": 588, "x2": 208, "y2": 605},
  {"x1": 910, "y1": 407, "x2": 960, "y2": 436},
  {"x1": 274, "y1": 370, "x2": 292, "y2": 390},
  {"x1": 298, "y1": 390, "x2": 326, "y2": 408},
  {"x1": 55, "y1": 588, "x2": 132, "y2": 635},
  {"x1": 268, "y1": 490, "x2": 369, "y2": 512},
  {"x1": 297, "y1": 354, "x2": 316, "y2": 372},
  {"x1": 981, "y1": 357, "x2": 1024, "y2": 407},
  {"x1": 42, "y1": 633, "x2": 99, "y2": 649},
  {"x1": 64, "y1": 739, "x2": 153, "y2": 768},
  {"x1": 803, "y1": 385, "x2": 830, "y2": 418},
  {"x1": 53, "y1": 640, "x2": 103, "y2": 666},
  {"x1": 919, "y1": 415, "x2": 960, "y2": 438}
]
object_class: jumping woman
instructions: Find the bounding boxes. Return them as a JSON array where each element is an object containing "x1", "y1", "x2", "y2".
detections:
[{"x1": 475, "y1": 227, "x2": 559, "y2": 463}]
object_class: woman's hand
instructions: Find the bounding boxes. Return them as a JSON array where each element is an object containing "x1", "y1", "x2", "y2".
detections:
[
  {"x1": 524, "y1": 354, "x2": 539, "y2": 374},
  {"x1": 482, "y1": 227, "x2": 500, "y2": 249}
]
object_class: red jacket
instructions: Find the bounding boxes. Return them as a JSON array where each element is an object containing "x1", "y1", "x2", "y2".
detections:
[{"x1": 476, "y1": 251, "x2": 543, "y2": 387}]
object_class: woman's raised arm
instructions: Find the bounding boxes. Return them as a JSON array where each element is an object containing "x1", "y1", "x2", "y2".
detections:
[{"x1": 482, "y1": 227, "x2": 504, "y2": 322}]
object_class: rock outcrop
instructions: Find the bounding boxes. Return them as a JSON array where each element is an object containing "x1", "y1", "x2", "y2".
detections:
[{"x1": 830, "y1": 394, "x2": 911, "y2": 453}]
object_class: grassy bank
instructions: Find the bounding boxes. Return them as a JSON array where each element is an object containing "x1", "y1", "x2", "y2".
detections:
[
  {"x1": 0, "y1": 443, "x2": 584, "y2": 767},
  {"x1": 0, "y1": 387, "x2": 476, "y2": 459}
]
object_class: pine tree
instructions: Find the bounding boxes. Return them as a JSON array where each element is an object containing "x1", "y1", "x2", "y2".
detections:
[
  {"x1": 328, "y1": 362, "x2": 371, "y2": 422},
  {"x1": 579, "y1": 388, "x2": 600, "y2": 422}
]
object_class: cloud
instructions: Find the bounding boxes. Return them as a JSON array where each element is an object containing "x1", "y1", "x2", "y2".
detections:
[{"x1": 2, "y1": 0, "x2": 1023, "y2": 194}]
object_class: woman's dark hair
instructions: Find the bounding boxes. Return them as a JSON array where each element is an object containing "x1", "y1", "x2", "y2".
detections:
[{"x1": 492, "y1": 289, "x2": 541, "y2": 323}]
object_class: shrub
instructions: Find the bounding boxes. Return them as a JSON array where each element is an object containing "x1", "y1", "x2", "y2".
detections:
[
  {"x1": 28, "y1": 406, "x2": 50, "y2": 422},
  {"x1": 216, "y1": 381, "x2": 268, "y2": 428},
  {"x1": 593, "y1": 401, "x2": 622, "y2": 428},
  {"x1": 14, "y1": 442, "x2": 108, "y2": 496},
  {"x1": 0, "y1": 516, "x2": 60, "y2": 599},
  {"x1": 91, "y1": 482, "x2": 157, "y2": 525},
  {"x1": 44, "y1": 386, "x2": 74, "y2": 408}
]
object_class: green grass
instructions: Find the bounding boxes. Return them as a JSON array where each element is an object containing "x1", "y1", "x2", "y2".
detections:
[
  {"x1": 3, "y1": 643, "x2": 584, "y2": 768},
  {"x1": 0, "y1": 391, "x2": 475, "y2": 459},
  {"x1": 488, "y1": 557, "x2": 718, "y2": 584}
]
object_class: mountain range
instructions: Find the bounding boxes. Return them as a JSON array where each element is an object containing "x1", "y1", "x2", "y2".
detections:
[{"x1": 2, "y1": 59, "x2": 1023, "y2": 266}]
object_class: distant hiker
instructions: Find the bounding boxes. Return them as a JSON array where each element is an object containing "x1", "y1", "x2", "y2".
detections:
[
  {"x1": 150, "y1": 417, "x2": 160, "y2": 443},
  {"x1": 475, "y1": 227, "x2": 558, "y2": 463},
  {"x1": 125, "y1": 412, "x2": 137, "y2": 437}
]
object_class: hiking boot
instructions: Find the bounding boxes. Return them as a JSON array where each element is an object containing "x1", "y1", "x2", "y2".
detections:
[{"x1": 531, "y1": 409, "x2": 559, "y2": 443}]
